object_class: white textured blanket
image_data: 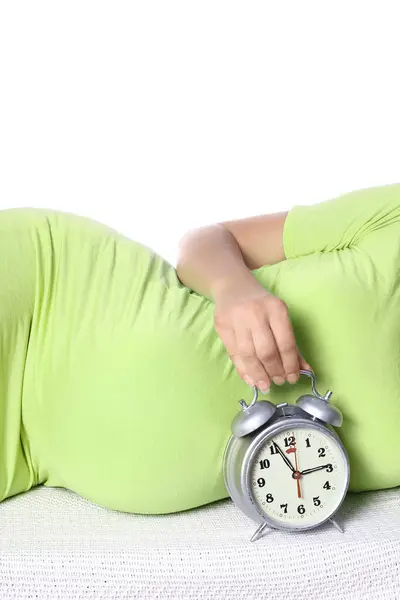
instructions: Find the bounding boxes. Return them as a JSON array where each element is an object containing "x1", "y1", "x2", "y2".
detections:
[{"x1": 0, "y1": 486, "x2": 399, "y2": 599}]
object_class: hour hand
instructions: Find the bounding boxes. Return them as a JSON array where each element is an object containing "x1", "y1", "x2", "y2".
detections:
[
  {"x1": 273, "y1": 442, "x2": 295, "y2": 472},
  {"x1": 301, "y1": 464, "x2": 332, "y2": 475}
]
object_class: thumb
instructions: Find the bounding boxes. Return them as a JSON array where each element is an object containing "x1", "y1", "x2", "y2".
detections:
[{"x1": 298, "y1": 354, "x2": 313, "y2": 372}]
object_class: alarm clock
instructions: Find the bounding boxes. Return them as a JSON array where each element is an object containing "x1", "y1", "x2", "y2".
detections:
[{"x1": 223, "y1": 370, "x2": 350, "y2": 542}]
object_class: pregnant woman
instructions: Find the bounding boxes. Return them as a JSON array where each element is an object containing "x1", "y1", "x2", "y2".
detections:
[{"x1": 1, "y1": 184, "x2": 400, "y2": 514}]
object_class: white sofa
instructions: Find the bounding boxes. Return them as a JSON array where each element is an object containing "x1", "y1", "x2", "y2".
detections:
[{"x1": 1, "y1": 485, "x2": 399, "y2": 599}]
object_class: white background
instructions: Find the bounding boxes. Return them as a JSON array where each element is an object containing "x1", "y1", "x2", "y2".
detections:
[{"x1": 1, "y1": 1, "x2": 399, "y2": 264}]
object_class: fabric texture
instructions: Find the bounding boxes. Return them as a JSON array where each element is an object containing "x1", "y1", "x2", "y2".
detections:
[
  {"x1": 1, "y1": 184, "x2": 400, "y2": 516},
  {"x1": 0, "y1": 485, "x2": 399, "y2": 599},
  {"x1": 282, "y1": 183, "x2": 400, "y2": 257}
]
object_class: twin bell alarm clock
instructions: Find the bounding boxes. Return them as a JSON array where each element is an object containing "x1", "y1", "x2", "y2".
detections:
[{"x1": 223, "y1": 370, "x2": 350, "y2": 542}]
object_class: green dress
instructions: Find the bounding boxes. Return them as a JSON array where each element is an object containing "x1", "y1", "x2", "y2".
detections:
[{"x1": 2, "y1": 184, "x2": 400, "y2": 514}]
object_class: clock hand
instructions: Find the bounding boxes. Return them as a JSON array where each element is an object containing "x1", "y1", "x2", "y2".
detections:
[
  {"x1": 287, "y1": 445, "x2": 302, "y2": 499},
  {"x1": 301, "y1": 464, "x2": 332, "y2": 475},
  {"x1": 273, "y1": 442, "x2": 295, "y2": 472}
]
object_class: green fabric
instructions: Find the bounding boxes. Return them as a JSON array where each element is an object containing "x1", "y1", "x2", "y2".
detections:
[{"x1": 1, "y1": 184, "x2": 400, "y2": 514}]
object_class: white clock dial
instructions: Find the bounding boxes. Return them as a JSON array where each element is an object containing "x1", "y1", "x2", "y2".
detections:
[{"x1": 250, "y1": 425, "x2": 348, "y2": 528}]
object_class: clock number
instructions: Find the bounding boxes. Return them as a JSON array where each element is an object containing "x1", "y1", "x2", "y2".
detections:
[
  {"x1": 257, "y1": 478, "x2": 266, "y2": 487},
  {"x1": 313, "y1": 496, "x2": 321, "y2": 506},
  {"x1": 326, "y1": 464, "x2": 333, "y2": 473},
  {"x1": 259, "y1": 459, "x2": 271, "y2": 470},
  {"x1": 266, "y1": 493, "x2": 274, "y2": 503},
  {"x1": 318, "y1": 448, "x2": 326, "y2": 458},
  {"x1": 323, "y1": 481, "x2": 331, "y2": 490},
  {"x1": 269, "y1": 444, "x2": 278, "y2": 455},
  {"x1": 284, "y1": 436, "x2": 296, "y2": 448},
  {"x1": 297, "y1": 504, "x2": 305, "y2": 515},
  {"x1": 280, "y1": 503, "x2": 288, "y2": 514},
  {"x1": 305, "y1": 438, "x2": 311, "y2": 448}
]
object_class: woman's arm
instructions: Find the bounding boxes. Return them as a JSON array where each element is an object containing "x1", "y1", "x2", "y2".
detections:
[
  {"x1": 177, "y1": 185, "x2": 400, "y2": 391},
  {"x1": 176, "y1": 211, "x2": 288, "y2": 301},
  {"x1": 176, "y1": 211, "x2": 311, "y2": 393},
  {"x1": 177, "y1": 185, "x2": 400, "y2": 298}
]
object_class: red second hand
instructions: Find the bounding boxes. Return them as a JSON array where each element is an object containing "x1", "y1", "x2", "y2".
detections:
[
  {"x1": 293, "y1": 448, "x2": 302, "y2": 499},
  {"x1": 286, "y1": 441, "x2": 302, "y2": 499}
]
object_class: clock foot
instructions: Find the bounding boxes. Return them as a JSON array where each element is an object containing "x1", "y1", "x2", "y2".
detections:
[
  {"x1": 250, "y1": 522, "x2": 269, "y2": 542},
  {"x1": 329, "y1": 518, "x2": 344, "y2": 533}
]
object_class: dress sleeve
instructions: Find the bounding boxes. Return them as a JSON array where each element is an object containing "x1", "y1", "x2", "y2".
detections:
[{"x1": 282, "y1": 184, "x2": 400, "y2": 259}]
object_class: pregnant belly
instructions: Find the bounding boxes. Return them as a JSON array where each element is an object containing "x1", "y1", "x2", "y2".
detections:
[{"x1": 23, "y1": 286, "x2": 249, "y2": 513}]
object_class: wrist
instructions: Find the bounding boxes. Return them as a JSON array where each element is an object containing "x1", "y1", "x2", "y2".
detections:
[{"x1": 210, "y1": 271, "x2": 264, "y2": 301}]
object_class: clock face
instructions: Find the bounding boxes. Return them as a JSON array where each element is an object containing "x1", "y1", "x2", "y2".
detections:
[{"x1": 249, "y1": 425, "x2": 348, "y2": 528}]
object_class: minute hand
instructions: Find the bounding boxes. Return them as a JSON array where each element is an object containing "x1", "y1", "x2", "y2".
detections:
[
  {"x1": 300, "y1": 464, "x2": 332, "y2": 475},
  {"x1": 273, "y1": 442, "x2": 295, "y2": 473}
]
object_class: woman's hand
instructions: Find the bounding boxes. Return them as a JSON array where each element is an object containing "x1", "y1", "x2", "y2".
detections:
[{"x1": 213, "y1": 280, "x2": 312, "y2": 394}]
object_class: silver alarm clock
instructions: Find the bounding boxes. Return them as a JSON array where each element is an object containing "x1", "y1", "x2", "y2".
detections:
[{"x1": 223, "y1": 370, "x2": 350, "y2": 542}]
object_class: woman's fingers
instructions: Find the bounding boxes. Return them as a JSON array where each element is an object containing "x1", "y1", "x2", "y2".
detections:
[
  {"x1": 234, "y1": 318, "x2": 275, "y2": 392},
  {"x1": 267, "y1": 299, "x2": 302, "y2": 382},
  {"x1": 215, "y1": 322, "x2": 270, "y2": 392},
  {"x1": 251, "y1": 319, "x2": 285, "y2": 389},
  {"x1": 213, "y1": 287, "x2": 313, "y2": 392}
]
